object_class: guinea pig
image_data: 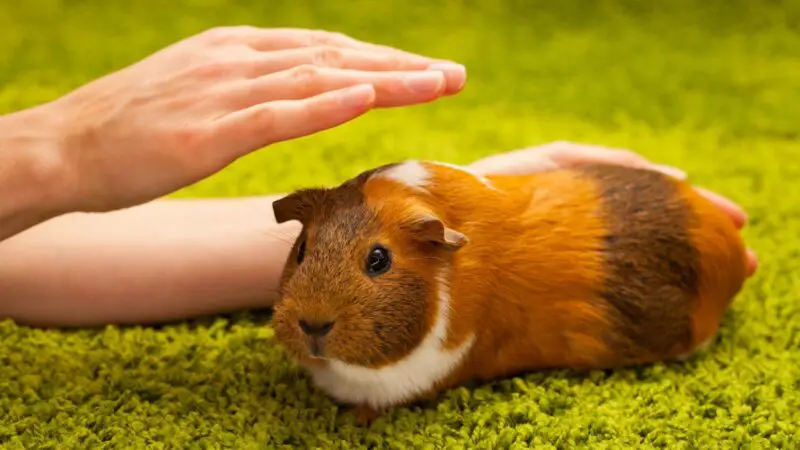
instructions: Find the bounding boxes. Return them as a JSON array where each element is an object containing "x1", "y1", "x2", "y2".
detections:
[{"x1": 269, "y1": 159, "x2": 749, "y2": 424}]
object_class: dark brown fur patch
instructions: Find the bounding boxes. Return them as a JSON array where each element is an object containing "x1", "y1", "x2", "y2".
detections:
[
  {"x1": 577, "y1": 164, "x2": 700, "y2": 360},
  {"x1": 272, "y1": 162, "x2": 432, "y2": 367}
]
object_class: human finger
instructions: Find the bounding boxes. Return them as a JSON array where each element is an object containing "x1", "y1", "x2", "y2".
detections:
[
  {"x1": 210, "y1": 84, "x2": 376, "y2": 159},
  {"x1": 203, "y1": 26, "x2": 446, "y2": 64},
  {"x1": 237, "y1": 47, "x2": 466, "y2": 95},
  {"x1": 746, "y1": 249, "x2": 758, "y2": 277},
  {"x1": 228, "y1": 65, "x2": 447, "y2": 108},
  {"x1": 692, "y1": 186, "x2": 748, "y2": 229},
  {"x1": 255, "y1": 28, "x2": 445, "y2": 64},
  {"x1": 537, "y1": 141, "x2": 688, "y2": 180},
  {"x1": 239, "y1": 27, "x2": 468, "y2": 92},
  {"x1": 241, "y1": 46, "x2": 433, "y2": 74},
  {"x1": 469, "y1": 141, "x2": 686, "y2": 178}
]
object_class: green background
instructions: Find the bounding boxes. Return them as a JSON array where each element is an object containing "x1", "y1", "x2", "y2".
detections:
[{"x1": 2, "y1": 0, "x2": 798, "y2": 447}]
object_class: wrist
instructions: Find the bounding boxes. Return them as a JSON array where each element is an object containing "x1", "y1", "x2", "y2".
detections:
[{"x1": 0, "y1": 103, "x2": 75, "y2": 239}]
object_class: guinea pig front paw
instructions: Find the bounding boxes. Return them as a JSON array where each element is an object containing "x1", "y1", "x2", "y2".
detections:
[{"x1": 352, "y1": 404, "x2": 383, "y2": 426}]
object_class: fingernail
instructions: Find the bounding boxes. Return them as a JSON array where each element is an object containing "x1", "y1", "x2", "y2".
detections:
[
  {"x1": 651, "y1": 164, "x2": 687, "y2": 180},
  {"x1": 404, "y1": 72, "x2": 445, "y2": 94},
  {"x1": 428, "y1": 62, "x2": 467, "y2": 91},
  {"x1": 340, "y1": 84, "x2": 375, "y2": 108},
  {"x1": 428, "y1": 62, "x2": 466, "y2": 73}
]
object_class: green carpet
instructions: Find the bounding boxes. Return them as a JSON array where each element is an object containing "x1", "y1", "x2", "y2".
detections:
[{"x1": 2, "y1": 0, "x2": 799, "y2": 447}]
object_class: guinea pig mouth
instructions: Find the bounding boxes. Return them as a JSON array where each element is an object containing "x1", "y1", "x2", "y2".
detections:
[
  {"x1": 285, "y1": 340, "x2": 331, "y2": 368},
  {"x1": 308, "y1": 337, "x2": 325, "y2": 358}
]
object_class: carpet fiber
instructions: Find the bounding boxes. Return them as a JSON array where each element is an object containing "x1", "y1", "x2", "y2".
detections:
[{"x1": 2, "y1": 0, "x2": 799, "y2": 448}]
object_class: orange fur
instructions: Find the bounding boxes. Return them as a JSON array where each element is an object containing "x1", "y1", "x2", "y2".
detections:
[
  {"x1": 436, "y1": 169, "x2": 622, "y2": 384},
  {"x1": 678, "y1": 183, "x2": 749, "y2": 352},
  {"x1": 363, "y1": 162, "x2": 748, "y2": 387},
  {"x1": 270, "y1": 160, "x2": 750, "y2": 422}
]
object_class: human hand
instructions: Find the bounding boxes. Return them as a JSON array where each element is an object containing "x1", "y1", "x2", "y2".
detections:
[
  {"x1": 468, "y1": 141, "x2": 758, "y2": 276},
  {"x1": 44, "y1": 26, "x2": 466, "y2": 213}
]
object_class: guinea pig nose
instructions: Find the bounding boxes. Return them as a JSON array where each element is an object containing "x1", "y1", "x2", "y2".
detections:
[{"x1": 298, "y1": 319, "x2": 335, "y2": 337}]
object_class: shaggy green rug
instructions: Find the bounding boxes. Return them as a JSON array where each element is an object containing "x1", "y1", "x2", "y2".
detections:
[{"x1": 2, "y1": 0, "x2": 799, "y2": 448}]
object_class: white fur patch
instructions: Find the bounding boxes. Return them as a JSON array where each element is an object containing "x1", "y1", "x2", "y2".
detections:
[
  {"x1": 374, "y1": 160, "x2": 431, "y2": 192},
  {"x1": 306, "y1": 268, "x2": 475, "y2": 409},
  {"x1": 372, "y1": 160, "x2": 496, "y2": 192}
]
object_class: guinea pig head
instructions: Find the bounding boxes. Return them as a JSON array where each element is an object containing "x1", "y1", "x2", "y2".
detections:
[{"x1": 270, "y1": 172, "x2": 468, "y2": 370}]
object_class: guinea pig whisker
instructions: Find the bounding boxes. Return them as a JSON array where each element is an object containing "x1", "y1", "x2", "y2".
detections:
[
  {"x1": 257, "y1": 229, "x2": 300, "y2": 246},
  {"x1": 405, "y1": 256, "x2": 447, "y2": 264},
  {"x1": 269, "y1": 234, "x2": 297, "y2": 246}
]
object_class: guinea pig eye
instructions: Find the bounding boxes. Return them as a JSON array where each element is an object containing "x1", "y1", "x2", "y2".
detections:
[
  {"x1": 296, "y1": 239, "x2": 306, "y2": 264},
  {"x1": 365, "y1": 244, "x2": 391, "y2": 276}
]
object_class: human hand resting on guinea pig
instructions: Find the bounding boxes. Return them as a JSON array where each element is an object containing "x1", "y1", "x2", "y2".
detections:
[{"x1": 467, "y1": 140, "x2": 757, "y2": 276}]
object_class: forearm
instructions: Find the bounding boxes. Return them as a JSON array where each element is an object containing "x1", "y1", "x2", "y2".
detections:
[
  {"x1": 0, "y1": 195, "x2": 299, "y2": 327},
  {"x1": 0, "y1": 106, "x2": 71, "y2": 241}
]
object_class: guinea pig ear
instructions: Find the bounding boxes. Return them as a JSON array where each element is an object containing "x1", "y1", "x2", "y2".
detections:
[
  {"x1": 404, "y1": 214, "x2": 468, "y2": 251},
  {"x1": 272, "y1": 188, "x2": 324, "y2": 224}
]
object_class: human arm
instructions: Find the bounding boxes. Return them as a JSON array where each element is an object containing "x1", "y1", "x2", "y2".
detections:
[
  {"x1": 0, "y1": 142, "x2": 757, "y2": 328},
  {"x1": 0, "y1": 196, "x2": 297, "y2": 327},
  {"x1": 0, "y1": 106, "x2": 71, "y2": 242},
  {"x1": 0, "y1": 26, "x2": 466, "y2": 241}
]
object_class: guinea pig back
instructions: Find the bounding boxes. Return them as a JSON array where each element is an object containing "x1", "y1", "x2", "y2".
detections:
[{"x1": 269, "y1": 160, "x2": 749, "y2": 421}]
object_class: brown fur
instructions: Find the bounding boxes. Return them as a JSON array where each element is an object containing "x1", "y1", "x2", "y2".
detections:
[
  {"x1": 271, "y1": 164, "x2": 440, "y2": 369},
  {"x1": 269, "y1": 160, "x2": 750, "y2": 421},
  {"x1": 576, "y1": 164, "x2": 699, "y2": 364}
]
